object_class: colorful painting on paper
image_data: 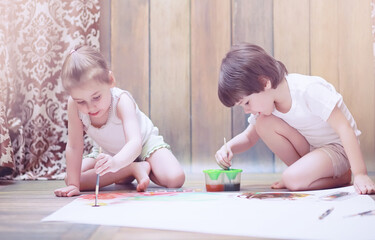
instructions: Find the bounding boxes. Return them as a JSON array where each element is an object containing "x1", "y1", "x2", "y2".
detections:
[
  {"x1": 319, "y1": 191, "x2": 352, "y2": 201},
  {"x1": 42, "y1": 186, "x2": 375, "y2": 240},
  {"x1": 238, "y1": 192, "x2": 311, "y2": 200},
  {"x1": 79, "y1": 190, "x2": 237, "y2": 205}
]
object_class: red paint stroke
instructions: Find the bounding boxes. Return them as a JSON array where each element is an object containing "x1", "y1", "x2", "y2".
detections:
[
  {"x1": 80, "y1": 193, "x2": 125, "y2": 200},
  {"x1": 79, "y1": 191, "x2": 178, "y2": 200}
]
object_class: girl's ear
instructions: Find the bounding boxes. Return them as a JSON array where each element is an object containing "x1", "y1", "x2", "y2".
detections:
[{"x1": 108, "y1": 71, "x2": 116, "y2": 87}]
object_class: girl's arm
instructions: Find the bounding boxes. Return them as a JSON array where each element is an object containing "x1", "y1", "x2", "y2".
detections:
[
  {"x1": 95, "y1": 93, "x2": 142, "y2": 175},
  {"x1": 327, "y1": 106, "x2": 375, "y2": 194},
  {"x1": 215, "y1": 124, "x2": 259, "y2": 169},
  {"x1": 55, "y1": 97, "x2": 84, "y2": 197}
]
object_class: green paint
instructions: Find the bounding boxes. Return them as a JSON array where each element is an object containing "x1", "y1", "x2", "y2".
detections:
[
  {"x1": 203, "y1": 169, "x2": 243, "y2": 180},
  {"x1": 203, "y1": 169, "x2": 222, "y2": 180},
  {"x1": 225, "y1": 169, "x2": 242, "y2": 180}
]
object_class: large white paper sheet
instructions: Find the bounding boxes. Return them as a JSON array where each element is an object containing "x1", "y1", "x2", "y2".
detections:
[{"x1": 43, "y1": 186, "x2": 375, "y2": 239}]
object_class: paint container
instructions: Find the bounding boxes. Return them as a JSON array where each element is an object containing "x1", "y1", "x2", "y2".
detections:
[{"x1": 203, "y1": 169, "x2": 243, "y2": 192}]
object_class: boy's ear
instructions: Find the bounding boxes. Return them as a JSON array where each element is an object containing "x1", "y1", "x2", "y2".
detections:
[
  {"x1": 260, "y1": 76, "x2": 272, "y2": 89},
  {"x1": 108, "y1": 71, "x2": 116, "y2": 87},
  {"x1": 265, "y1": 79, "x2": 272, "y2": 89}
]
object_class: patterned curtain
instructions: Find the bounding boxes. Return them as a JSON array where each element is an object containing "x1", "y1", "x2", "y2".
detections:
[
  {"x1": 0, "y1": 0, "x2": 100, "y2": 179},
  {"x1": 372, "y1": 0, "x2": 375, "y2": 60}
]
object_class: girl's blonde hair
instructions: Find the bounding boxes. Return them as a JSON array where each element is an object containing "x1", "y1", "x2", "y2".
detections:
[{"x1": 61, "y1": 46, "x2": 110, "y2": 92}]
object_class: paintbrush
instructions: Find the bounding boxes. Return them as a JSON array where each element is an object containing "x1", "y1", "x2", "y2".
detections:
[
  {"x1": 224, "y1": 137, "x2": 232, "y2": 187},
  {"x1": 94, "y1": 147, "x2": 102, "y2": 207},
  {"x1": 224, "y1": 137, "x2": 230, "y2": 170}
]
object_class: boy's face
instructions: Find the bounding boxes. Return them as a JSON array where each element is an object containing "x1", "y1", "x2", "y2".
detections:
[{"x1": 236, "y1": 89, "x2": 275, "y2": 116}]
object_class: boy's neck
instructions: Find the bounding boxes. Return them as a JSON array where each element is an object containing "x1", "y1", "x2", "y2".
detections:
[{"x1": 274, "y1": 77, "x2": 292, "y2": 114}]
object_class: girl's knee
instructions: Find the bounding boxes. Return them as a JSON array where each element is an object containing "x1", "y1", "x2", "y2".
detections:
[
  {"x1": 81, "y1": 157, "x2": 96, "y2": 172},
  {"x1": 165, "y1": 170, "x2": 185, "y2": 188}
]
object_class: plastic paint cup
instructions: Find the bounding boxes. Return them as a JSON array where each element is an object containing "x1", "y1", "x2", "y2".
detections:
[{"x1": 203, "y1": 169, "x2": 242, "y2": 192}]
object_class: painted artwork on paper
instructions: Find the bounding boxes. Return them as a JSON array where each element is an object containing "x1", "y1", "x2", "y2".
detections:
[
  {"x1": 319, "y1": 191, "x2": 353, "y2": 201},
  {"x1": 238, "y1": 192, "x2": 312, "y2": 200},
  {"x1": 80, "y1": 190, "x2": 237, "y2": 207},
  {"x1": 42, "y1": 186, "x2": 375, "y2": 240}
]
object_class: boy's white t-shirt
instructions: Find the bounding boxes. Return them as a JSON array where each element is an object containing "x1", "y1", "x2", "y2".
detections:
[{"x1": 248, "y1": 73, "x2": 361, "y2": 148}]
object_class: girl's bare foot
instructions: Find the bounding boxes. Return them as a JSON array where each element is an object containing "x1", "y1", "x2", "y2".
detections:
[
  {"x1": 136, "y1": 177, "x2": 150, "y2": 192},
  {"x1": 133, "y1": 161, "x2": 151, "y2": 192},
  {"x1": 271, "y1": 180, "x2": 286, "y2": 189}
]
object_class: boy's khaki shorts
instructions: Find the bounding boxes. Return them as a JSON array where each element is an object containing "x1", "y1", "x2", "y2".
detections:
[{"x1": 311, "y1": 143, "x2": 350, "y2": 178}]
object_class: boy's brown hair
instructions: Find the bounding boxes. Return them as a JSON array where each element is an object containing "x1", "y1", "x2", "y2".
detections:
[
  {"x1": 61, "y1": 46, "x2": 110, "y2": 93},
  {"x1": 218, "y1": 43, "x2": 288, "y2": 107}
]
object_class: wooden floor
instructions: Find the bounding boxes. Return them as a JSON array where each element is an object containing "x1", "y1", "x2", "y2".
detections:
[{"x1": 1, "y1": 173, "x2": 374, "y2": 240}]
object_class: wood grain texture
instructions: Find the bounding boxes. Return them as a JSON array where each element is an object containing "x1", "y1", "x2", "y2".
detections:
[
  {"x1": 232, "y1": 0, "x2": 273, "y2": 50},
  {"x1": 107, "y1": 0, "x2": 375, "y2": 173},
  {"x1": 111, "y1": 0, "x2": 150, "y2": 115},
  {"x1": 338, "y1": 0, "x2": 375, "y2": 170},
  {"x1": 98, "y1": 0, "x2": 111, "y2": 64},
  {"x1": 231, "y1": 0, "x2": 274, "y2": 172},
  {"x1": 191, "y1": 0, "x2": 231, "y2": 171},
  {"x1": 150, "y1": 0, "x2": 191, "y2": 166},
  {"x1": 310, "y1": 0, "x2": 339, "y2": 88},
  {"x1": 273, "y1": 0, "x2": 310, "y2": 75},
  {"x1": 2, "y1": 176, "x2": 309, "y2": 240},
  {"x1": 273, "y1": 0, "x2": 310, "y2": 171},
  {"x1": 1, "y1": 176, "x2": 375, "y2": 239}
]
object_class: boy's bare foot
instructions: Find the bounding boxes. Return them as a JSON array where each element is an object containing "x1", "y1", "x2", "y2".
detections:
[
  {"x1": 271, "y1": 180, "x2": 286, "y2": 189},
  {"x1": 136, "y1": 177, "x2": 150, "y2": 192}
]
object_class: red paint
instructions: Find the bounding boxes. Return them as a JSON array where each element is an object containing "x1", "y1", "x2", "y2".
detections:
[
  {"x1": 206, "y1": 184, "x2": 224, "y2": 192},
  {"x1": 79, "y1": 191, "x2": 177, "y2": 200},
  {"x1": 80, "y1": 193, "x2": 125, "y2": 200}
]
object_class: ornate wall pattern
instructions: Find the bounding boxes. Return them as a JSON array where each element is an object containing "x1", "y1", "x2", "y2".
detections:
[
  {"x1": 0, "y1": 1, "x2": 14, "y2": 176},
  {"x1": 372, "y1": 0, "x2": 375, "y2": 59},
  {"x1": 0, "y1": 0, "x2": 100, "y2": 179}
]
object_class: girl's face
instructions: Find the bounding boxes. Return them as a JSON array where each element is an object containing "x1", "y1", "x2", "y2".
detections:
[
  {"x1": 236, "y1": 88, "x2": 275, "y2": 116},
  {"x1": 70, "y1": 79, "x2": 113, "y2": 122}
]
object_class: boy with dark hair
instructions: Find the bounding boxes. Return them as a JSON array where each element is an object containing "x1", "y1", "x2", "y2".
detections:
[{"x1": 216, "y1": 43, "x2": 375, "y2": 194}]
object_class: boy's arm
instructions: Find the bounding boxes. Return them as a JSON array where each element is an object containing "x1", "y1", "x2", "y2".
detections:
[
  {"x1": 215, "y1": 124, "x2": 259, "y2": 169},
  {"x1": 229, "y1": 124, "x2": 259, "y2": 154},
  {"x1": 55, "y1": 97, "x2": 84, "y2": 197},
  {"x1": 327, "y1": 106, "x2": 375, "y2": 194}
]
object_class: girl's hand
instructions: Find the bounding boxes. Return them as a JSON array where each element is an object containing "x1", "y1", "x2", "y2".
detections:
[
  {"x1": 54, "y1": 185, "x2": 80, "y2": 197},
  {"x1": 215, "y1": 145, "x2": 233, "y2": 170},
  {"x1": 353, "y1": 174, "x2": 375, "y2": 194},
  {"x1": 95, "y1": 153, "x2": 121, "y2": 176}
]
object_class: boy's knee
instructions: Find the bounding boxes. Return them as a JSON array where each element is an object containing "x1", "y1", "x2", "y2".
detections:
[
  {"x1": 282, "y1": 170, "x2": 306, "y2": 191},
  {"x1": 255, "y1": 114, "x2": 278, "y2": 136}
]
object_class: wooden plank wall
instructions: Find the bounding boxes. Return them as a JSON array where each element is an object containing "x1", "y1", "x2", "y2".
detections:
[{"x1": 106, "y1": 0, "x2": 375, "y2": 173}]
